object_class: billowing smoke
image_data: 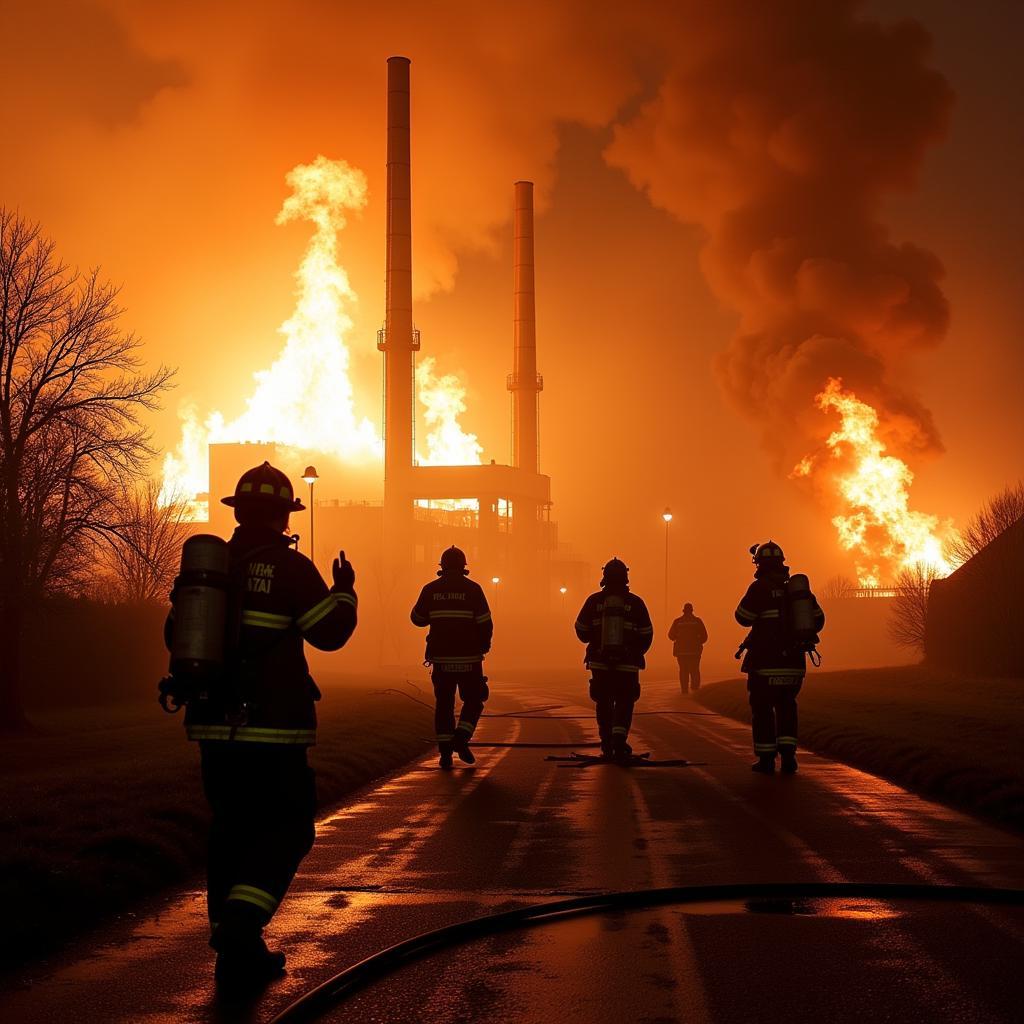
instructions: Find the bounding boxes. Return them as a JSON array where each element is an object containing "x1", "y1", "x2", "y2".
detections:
[{"x1": 607, "y1": 0, "x2": 954, "y2": 468}]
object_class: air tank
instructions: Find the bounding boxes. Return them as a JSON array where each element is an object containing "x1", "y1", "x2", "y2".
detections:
[
  {"x1": 600, "y1": 593, "x2": 627, "y2": 660},
  {"x1": 169, "y1": 535, "x2": 231, "y2": 677},
  {"x1": 787, "y1": 573, "x2": 819, "y2": 644}
]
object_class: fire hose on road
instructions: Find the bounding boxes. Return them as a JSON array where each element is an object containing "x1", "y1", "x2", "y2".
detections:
[{"x1": 269, "y1": 882, "x2": 1024, "y2": 1023}]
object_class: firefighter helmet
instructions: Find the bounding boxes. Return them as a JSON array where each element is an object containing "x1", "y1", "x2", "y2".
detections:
[
  {"x1": 221, "y1": 462, "x2": 305, "y2": 511},
  {"x1": 601, "y1": 557, "x2": 629, "y2": 587},
  {"x1": 683, "y1": 602, "x2": 693, "y2": 614},
  {"x1": 438, "y1": 546, "x2": 469, "y2": 576},
  {"x1": 750, "y1": 540, "x2": 785, "y2": 564}
]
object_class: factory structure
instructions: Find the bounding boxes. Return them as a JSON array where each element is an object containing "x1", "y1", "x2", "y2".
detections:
[{"x1": 199, "y1": 57, "x2": 587, "y2": 662}]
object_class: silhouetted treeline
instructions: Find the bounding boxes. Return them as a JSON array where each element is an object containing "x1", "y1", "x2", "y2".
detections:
[
  {"x1": 22, "y1": 597, "x2": 168, "y2": 710},
  {"x1": 0, "y1": 210, "x2": 174, "y2": 729}
]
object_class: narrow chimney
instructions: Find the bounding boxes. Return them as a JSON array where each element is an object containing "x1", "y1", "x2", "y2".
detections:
[
  {"x1": 383, "y1": 55, "x2": 417, "y2": 490},
  {"x1": 509, "y1": 180, "x2": 543, "y2": 472}
]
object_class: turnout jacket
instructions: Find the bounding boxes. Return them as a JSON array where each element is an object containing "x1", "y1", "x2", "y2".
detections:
[
  {"x1": 734, "y1": 571, "x2": 824, "y2": 679},
  {"x1": 668, "y1": 613, "x2": 708, "y2": 656},
  {"x1": 165, "y1": 524, "x2": 357, "y2": 745},
  {"x1": 411, "y1": 573, "x2": 493, "y2": 667},
  {"x1": 574, "y1": 587, "x2": 654, "y2": 673}
]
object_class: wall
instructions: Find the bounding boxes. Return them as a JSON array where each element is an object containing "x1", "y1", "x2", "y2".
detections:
[{"x1": 926, "y1": 519, "x2": 1024, "y2": 678}]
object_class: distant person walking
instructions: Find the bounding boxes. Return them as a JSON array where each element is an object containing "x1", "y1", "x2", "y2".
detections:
[
  {"x1": 734, "y1": 541, "x2": 824, "y2": 774},
  {"x1": 411, "y1": 546, "x2": 493, "y2": 770},
  {"x1": 574, "y1": 558, "x2": 654, "y2": 759},
  {"x1": 668, "y1": 602, "x2": 708, "y2": 693},
  {"x1": 161, "y1": 462, "x2": 357, "y2": 989}
]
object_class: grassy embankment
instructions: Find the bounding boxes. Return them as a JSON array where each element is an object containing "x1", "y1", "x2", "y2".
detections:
[
  {"x1": 696, "y1": 666, "x2": 1024, "y2": 832},
  {"x1": 0, "y1": 681, "x2": 432, "y2": 967}
]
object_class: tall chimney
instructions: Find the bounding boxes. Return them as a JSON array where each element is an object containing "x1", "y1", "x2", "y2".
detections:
[
  {"x1": 382, "y1": 55, "x2": 417, "y2": 495},
  {"x1": 509, "y1": 180, "x2": 543, "y2": 472}
]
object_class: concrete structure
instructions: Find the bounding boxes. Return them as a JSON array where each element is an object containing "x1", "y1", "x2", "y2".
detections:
[
  {"x1": 377, "y1": 57, "x2": 571, "y2": 630},
  {"x1": 509, "y1": 180, "x2": 543, "y2": 474},
  {"x1": 379, "y1": 55, "x2": 418, "y2": 572},
  {"x1": 190, "y1": 57, "x2": 587, "y2": 665},
  {"x1": 926, "y1": 518, "x2": 1024, "y2": 677}
]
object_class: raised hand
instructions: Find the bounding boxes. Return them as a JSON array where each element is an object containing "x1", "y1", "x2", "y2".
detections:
[{"x1": 332, "y1": 550, "x2": 356, "y2": 592}]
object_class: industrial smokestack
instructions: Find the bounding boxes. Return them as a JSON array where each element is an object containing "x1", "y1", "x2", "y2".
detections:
[
  {"x1": 382, "y1": 55, "x2": 417, "y2": 490},
  {"x1": 509, "y1": 180, "x2": 542, "y2": 472}
]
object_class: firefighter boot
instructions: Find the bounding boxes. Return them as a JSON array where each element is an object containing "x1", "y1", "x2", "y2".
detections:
[
  {"x1": 611, "y1": 734, "x2": 633, "y2": 761},
  {"x1": 780, "y1": 751, "x2": 798, "y2": 774},
  {"x1": 751, "y1": 755, "x2": 776, "y2": 774},
  {"x1": 452, "y1": 730, "x2": 476, "y2": 765},
  {"x1": 438, "y1": 741, "x2": 454, "y2": 770},
  {"x1": 212, "y1": 905, "x2": 285, "y2": 990}
]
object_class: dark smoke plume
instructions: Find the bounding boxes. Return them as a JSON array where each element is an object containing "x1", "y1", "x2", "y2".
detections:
[{"x1": 606, "y1": 0, "x2": 954, "y2": 467}]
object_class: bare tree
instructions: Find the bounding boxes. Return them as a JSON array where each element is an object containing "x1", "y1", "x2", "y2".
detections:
[
  {"x1": 820, "y1": 574, "x2": 856, "y2": 600},
  {"x1": 947, "y1": 481, "x2": 1024, "y2": 567},
  {"x1": 887, "y1": 562, "x2": 940, "y2": 652},
  {"x1": 0, "y1": 210, "x2": 173, "y2": 729},
  {"x1": 97, "y1": 479, "x2": 192, "y2": 603}
]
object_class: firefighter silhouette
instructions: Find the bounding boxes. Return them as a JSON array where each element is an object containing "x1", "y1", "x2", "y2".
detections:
[
  {"x1": 163, "y1": 461, "x2": 357, "y2": 988},
  {"x1": 735, "y1": 541, "x2": 824, "y2": 773},
  {"x1": 668, "y1": 602, "x2": 708, "y2": 693},
  {"x1": 574, "y1": 558, "x2": 654, "y2": 758},
  {"x1": 411, "y1": 546, "x2": 493, "y2": 769}
]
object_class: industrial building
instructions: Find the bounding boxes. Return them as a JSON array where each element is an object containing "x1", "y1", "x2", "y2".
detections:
[
  {"x1": 926, "y1": 518, "x2": 1024, "y2": 678},
  {"x1": 195, "y1": 56, "x2": 587, "y2": 664}
]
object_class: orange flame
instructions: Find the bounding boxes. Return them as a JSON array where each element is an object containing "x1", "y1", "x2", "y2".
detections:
[
  {"x1": 416, "y1": 357, "x2": 482, "y2": 467},
  {"x1": 799, "y1": 377, "x2": 955, "y2": 586},
  {"x1": 161, "y1": 157, "x2": 482, "y2": 516}
]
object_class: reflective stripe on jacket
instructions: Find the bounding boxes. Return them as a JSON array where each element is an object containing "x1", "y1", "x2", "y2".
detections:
[
  {"x1": 734, "y1": 572, "x2": 823, "y2": 677},
  {"x1": 167, "y1": 524, "x2": 357, "y2": 745},
  {"x1": 574, "y1": 588, "x2": 654, "y2": 672},
  {"x1": 411, "y1": 573, "x2": 493, "y2": 665}
]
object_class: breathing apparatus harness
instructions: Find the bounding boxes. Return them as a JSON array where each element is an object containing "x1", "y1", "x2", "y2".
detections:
[
  {"x1": 734, "y1": 544, "x2": 822, "y2": 667},
  {"x1": 158, "y1": 536, "x2": 295, "y2": 721},
  {"x1": 596, "y1": 558, "x2": 631, "y2": 666}
]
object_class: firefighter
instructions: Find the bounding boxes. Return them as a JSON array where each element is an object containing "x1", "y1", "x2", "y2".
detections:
[
  {"x1": 668, "y1": 602, "x2": 708, "y2": 694},
  {"x1": 574, "y1": 559, "x2": 654, "y2": 759},
  {"x1": 411, "y1": 546, "x2": 493, "y2": 769},
  {"x1": 164, "y1": 462, "x2": 357, "y2": 988},
  {"x1": 735, "y1": 541, "x2": 824, "y2": 774}
]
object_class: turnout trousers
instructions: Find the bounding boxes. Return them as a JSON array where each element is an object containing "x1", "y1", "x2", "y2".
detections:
[
  {"x1": 200, "y1": 741, "x2": 316, "y2": 931},
  {"x1": 747, "y1": 674, "x2": 803, "y2": 757},
  {"x1": 676, "y1": 654, "x2": 702, "y2": 692},
  {"x1": 432, "y1": 664, "x2": 488, "y2": 747},
  {"x1": 589, "y1": 669, "x2": 641, "y2": 748}
]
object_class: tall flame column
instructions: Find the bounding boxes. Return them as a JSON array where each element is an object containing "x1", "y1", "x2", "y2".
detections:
[
  {"x1": 509, "y1": 180, "x2": 543, "y2": 472},
  {"x1": 382, "y1": 56, "x2": 417, "y2": 573}
]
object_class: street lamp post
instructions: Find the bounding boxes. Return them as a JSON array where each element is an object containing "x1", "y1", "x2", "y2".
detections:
[
  {"x1": 302, "y1": 465, "x2": 319, "y2": 565},
  {"x1": 491, "y1": 576, "x2": 501, "y2": 611},
  {"x1": 662, "y1": 507, "x2": 673, "y2": 625},
  {"x1": 559, "y1": 586, "x2": 567, "y2": 614}
]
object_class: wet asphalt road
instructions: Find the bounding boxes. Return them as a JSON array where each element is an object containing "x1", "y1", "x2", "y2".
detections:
[{"x1": 3, "y1": 674, "x2": 1022, "y2": 1023}]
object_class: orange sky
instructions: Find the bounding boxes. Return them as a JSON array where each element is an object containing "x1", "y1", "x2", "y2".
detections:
[{"x1": 2, "y1": 0, "x2": 1021, "y2": 622}]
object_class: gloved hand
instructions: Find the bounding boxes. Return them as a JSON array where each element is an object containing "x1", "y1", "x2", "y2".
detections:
[{"x1": 332, "y1": 550, "x2": 356, "y2": 593}]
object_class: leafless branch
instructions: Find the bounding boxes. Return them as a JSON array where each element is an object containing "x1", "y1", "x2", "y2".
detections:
[
  {"x1": 887, "y1": 562, "x2": 940, "y2": 652},
  {"x1": 947, "y1": 481, "x2": 1024, "y2": 567},
  {"x1": 0, "y1": 209, "x2": 175, "y2": 724}
]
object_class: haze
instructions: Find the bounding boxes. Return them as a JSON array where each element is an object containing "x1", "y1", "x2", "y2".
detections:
[{"x1": 2, "y1": 0, "x2": 1021, "y2": 670}]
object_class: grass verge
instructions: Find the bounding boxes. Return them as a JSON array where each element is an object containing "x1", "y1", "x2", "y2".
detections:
[
  {"x1": 0, "y1": 680, "x2": 432, "y2": 968},
  {"x1": 696, "y1": 666, "x2": 1024, "y2": 832}
]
